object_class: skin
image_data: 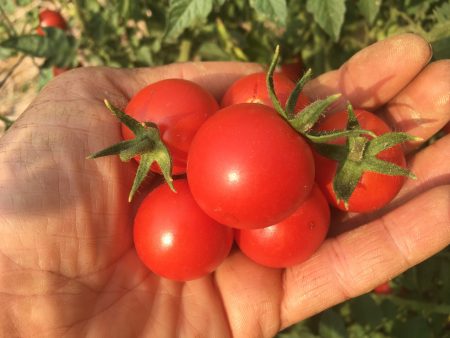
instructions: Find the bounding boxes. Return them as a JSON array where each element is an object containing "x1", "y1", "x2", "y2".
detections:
[{"x1": 0, "y1": 33, "x2": 448, "y2": 337}]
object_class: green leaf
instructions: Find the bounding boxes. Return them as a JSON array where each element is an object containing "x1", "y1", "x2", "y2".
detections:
[
  {"x1": 431, "y1": 36, "x2": 450, "y2": 60},
  {"x1": 392, "y1": 316, "x2": 433, "y2": 338},
  {"x1": 164, "y1": 0, "x2": 214, "y2": 42},
  {"x1": 433, "y1": 1, "x2": 450, "y2": 23},
  {"x1": 214, "y1": 0, "x2": 226, "y2": 6},
  {"x1": 358, "y1": 0, "x2": 382, "y2": 25},
  {"x1": 380, "y1": 299, "x2": 398, "y2": 320},
  {"x1": 306, "y1": 0, "x2": 346, "y2": 41},
  {"x1": 440, "y1": 256, "x2": 450, "y2": 300},
  {"x1": 197, "y1": 42, "x2": 230, "y2": 60},
  {"x1": 318, "y1": 309, "x2": 348, "y2": 338},
  {"x1": 349, "y1": 294, "x2": 383, "y2": 328},
  {"x1": 1, "y1": 34, "x2": 49, "y2": 57},
  {"x1": 0, "y1": 27, "x2": 77, "y2": 68},
  {"x1": 249, "y1": 0, "x2": 288, "y2": 27}
]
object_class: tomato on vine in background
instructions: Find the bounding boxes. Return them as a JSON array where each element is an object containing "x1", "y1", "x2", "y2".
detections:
[{"x1": 36, "y1": 9, "x2": 67, "y2": 35}]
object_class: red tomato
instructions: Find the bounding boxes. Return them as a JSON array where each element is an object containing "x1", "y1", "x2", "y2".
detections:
[
  {"x1": 314, "y1": 109, "x2": 407, "y2": 212},
  {"x1": 373, "y1": 282, "x2": 392, "y2": 295},
  {"x1": 235, "y1": 185, "x2": 330, "y2": 268},
  {"x1": 133, "y1": 179, "x2": 233, "y2": 281},
  {"x1": 187, "y1": 103, "x2": 315, "y2": 229},
  {"x1": 220, "y1": 72, "x2": 309, "y2": 112},
  {"x1": 122, "y1": 79, "x2": 219, "y2": 175},
  {"x1": 37, "y1": 9, "x2": 67, "y2": 36}
]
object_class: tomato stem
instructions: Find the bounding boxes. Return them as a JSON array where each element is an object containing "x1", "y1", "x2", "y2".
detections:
[{"x1": 88, "y1": 100, "x2": 175, "y2": 201}]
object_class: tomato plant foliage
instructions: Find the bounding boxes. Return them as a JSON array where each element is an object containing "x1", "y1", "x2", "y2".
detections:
[{"x1": 2, "y1": 0, "x2": 450, "y2": 76}]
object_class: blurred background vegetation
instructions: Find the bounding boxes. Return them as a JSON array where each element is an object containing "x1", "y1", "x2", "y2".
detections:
[{"x1": 0, "y1": 1, "x2": 449, "y2": 337}]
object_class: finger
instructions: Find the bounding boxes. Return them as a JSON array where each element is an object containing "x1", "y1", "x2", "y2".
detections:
[
  {"x1": 378, "y1": 60, "x2": 450, "y2": 151},
  {"x1": 116, "y1": 61, "x2": 263, "y2": 102},
  {"x1": 215, "y1": 249, "x2": 283, "y2": 338},
  {"x1": 280, "y1": 185, "x2": 450, "y2": 328},
  {"x1": 32, "y1": 62, "x2": 262, "y2": 112},
  {"x1": 304, "y1": 33, "x2": 432, "y2": 111}
]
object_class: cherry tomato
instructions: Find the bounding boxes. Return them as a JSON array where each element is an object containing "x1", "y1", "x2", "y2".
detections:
[
  {"x1": 187, "y1": 102, "x2": 315, "y2": 229},
  {"x1": 133, "y1": 179, "x2": 233, "y2": 281},
  {"x1": 36, "y1": 9, "x2": 67, "y2": 36},
  {"x1": 373, "y1": 282, "x2": 392, "y2": 295},
  {"x1": 122, "y1": 79, "x2": 219, "y2": 175},
  {"x1": 314, "y1": 109, "x2": 407, "y2": 213},
  {"x1": 220, "y1": 72, "x2": 309, "y2": 112},
  {"x1": 235, "y1": 185, "x2": 330, "y2": 268}
]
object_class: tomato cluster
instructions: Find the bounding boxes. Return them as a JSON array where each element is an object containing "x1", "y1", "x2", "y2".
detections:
[{"x1": 90, "y1": 53, "x2": 415, "y2": 281}]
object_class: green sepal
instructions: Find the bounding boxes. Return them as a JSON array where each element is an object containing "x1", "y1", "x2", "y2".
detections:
[
  {"x1": 265, "y1": 46, "x2": 342, "y2": 136},
  {"x1": 288, "y1": 94, "x2": 342, "y2": 133},
  {"x1": 104, "y1": 99, "x2": 146, "y2": 134},
  {"x1": 87, "y1": 139, "x2": 139, "y2": 159},
  {"x1": 305, "y1": 128, "x2": 376, "y2": 143},
  {"x1": 87, "y1": 100, "x2": 174, "y2": 201},
  {"x1": 366, "y1": 132, "x2": 421, "y2": 156},
  {"x1": 313, "y1": 143, "x2": 347, "y2": 161},
  {"x1": 363, "y1": 157, "x2": 417, "y2": 179},
  {"x1": 333, "y1": 154, "x2": 363, "y2": 209},
  {"x1": 266, "y1": 45, "x2": 286, "y2": 119},
  {"x1": 285, "y1": 69, "x2": 312, "y2": 118}
]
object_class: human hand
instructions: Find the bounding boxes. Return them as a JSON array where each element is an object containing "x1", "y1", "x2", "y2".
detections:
[{"x1": 0, "y1": 33, "x2": 448, "y2": 337}]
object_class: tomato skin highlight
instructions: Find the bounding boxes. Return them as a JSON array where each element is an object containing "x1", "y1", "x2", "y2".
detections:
[
  {"x1": 235, "y1": 185, "x2": 330, "y2": 268},
  {"x1": 220, "y1": 72, "x2": 309, "y2": 112},
  {"x1": 122, "y1": 79, "x2": 219, "y2": 175},
  {"x1": 37, "y1": 9, "x2": 67, "y2": 36},
  {"x1": 187, "y1": 102, "x2": 315, "y2": 229},
  {"x1": 314, "y1": 109, "x2": 407, "y2": 213},
  {"x1": 133, "y1": 179, "x2": 233, "y2": 281}
]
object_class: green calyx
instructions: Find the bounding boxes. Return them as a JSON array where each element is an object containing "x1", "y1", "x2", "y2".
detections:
[
  {"x1": 313, "y1": 104, "x2": 418, "y2": 209},
  {"x1": 87, "y1": 100, "x2": 174, "y2": 202}
]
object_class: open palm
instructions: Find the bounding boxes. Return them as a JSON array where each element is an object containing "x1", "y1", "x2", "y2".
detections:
[{"x1": 0, "y1": 33, "x2": 448, "y2": 338}]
